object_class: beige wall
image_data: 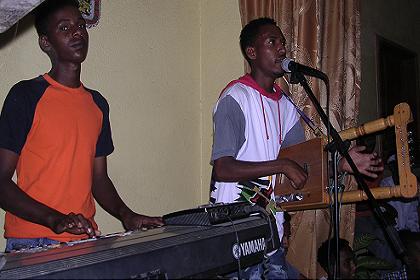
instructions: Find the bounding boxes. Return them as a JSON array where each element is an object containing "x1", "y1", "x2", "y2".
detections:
[
  {"x1": 0, "y1": 0, "x2": 242, "y2": 249},
  {"x1": 200, "y1": 1, "x2": 244, "y2": 202}
]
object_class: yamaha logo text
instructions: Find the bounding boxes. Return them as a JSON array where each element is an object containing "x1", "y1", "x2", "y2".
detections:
[{"x1": 232, "y1": 238, "x2": 265, "y2": 259}]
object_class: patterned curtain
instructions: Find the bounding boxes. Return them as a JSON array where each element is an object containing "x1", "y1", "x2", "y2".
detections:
[{"x1": 239, "y1": 0, "x2": 361, "y2": 278}]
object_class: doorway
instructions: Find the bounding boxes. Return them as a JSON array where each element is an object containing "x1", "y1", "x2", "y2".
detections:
[{"x1": 376, "y1": 35, "x2": 420, "y2": 168}]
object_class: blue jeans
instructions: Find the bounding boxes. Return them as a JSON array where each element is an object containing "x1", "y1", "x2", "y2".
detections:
[
  {"x1": 229, "y1": 248, "x2": 289, "y2": 279},
  {"x1": 5, "y1": 238, "x2": 59, "y2": 253}
]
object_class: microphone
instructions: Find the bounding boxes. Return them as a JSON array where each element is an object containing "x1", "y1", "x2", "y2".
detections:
[{"x1": 281, "y1": 58, "x2": 328, "y2": 82}]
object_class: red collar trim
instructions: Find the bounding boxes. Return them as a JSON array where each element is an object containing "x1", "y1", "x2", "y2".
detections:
[{"x1": 220, "y1": 74, "x2": 283, "y2": 101}]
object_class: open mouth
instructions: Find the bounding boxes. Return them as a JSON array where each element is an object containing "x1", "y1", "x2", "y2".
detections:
[{"x1": 70, "y1": 40, "x2": 85, "y2": 49}]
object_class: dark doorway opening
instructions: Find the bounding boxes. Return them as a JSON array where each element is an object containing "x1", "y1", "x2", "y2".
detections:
[{"x1": 376, "y1": 35, "x2": 420, "y2": 168}]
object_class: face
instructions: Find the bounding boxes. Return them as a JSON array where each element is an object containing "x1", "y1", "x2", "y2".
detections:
[
  {"x1": 246, "y1": 24, "x2": 287, "y2": 78},
  {"x1": 40, "y1": 5, "x2": 89, "y2": 65}
]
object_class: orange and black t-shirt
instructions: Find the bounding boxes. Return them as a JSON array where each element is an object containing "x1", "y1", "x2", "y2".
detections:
[{"x1": 0, "y1": 74, "x2": 114, "y2": 241}]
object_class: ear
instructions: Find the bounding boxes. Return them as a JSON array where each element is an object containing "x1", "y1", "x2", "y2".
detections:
[
  {"x1": 39, "y1": 35, "x2": 51, "y2": 53},
  {"x1": 245, "y1": 46, "x2": 256, "y2": 61}
]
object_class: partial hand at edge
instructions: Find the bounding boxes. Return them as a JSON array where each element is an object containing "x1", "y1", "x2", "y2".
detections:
[{"x1": 339, "y1": 145, "x2": 384, "y2": 178}]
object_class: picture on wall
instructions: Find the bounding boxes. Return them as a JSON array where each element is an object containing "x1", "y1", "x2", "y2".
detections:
[{"x1": 78, "y1": 0, "x2": 101, "y2": 28}]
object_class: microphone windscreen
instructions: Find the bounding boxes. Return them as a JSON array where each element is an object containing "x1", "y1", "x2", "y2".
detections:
[{"x1": 281, "y1": 58, "x2": 293, "y2": 73}]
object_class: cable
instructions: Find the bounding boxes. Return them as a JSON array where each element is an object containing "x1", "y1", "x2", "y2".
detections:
[
  {"x1": 225, "y1": 215, "x2": 243, "y2": 279},
  {"x1": 258, "y1": 208, "x2": 275, "y2": 280},
  {"x1": 220, "y1": 198, "x2": 277, "y2": 280},
  {"x1": 326, "y1": 153, "x2": 347, "y2": 280},
  {"x1": 327, "y1": 183, "x2": 334, "y2": 279},
  {"x1": 326, "y1": 152, "x2": 342, "y2": 279},
  {"x1": 237, "y1": 185, "x2": 276, "y2": 215},
  {"x1": 237, "y1": 180, "x2": 286, "y2": 278}
]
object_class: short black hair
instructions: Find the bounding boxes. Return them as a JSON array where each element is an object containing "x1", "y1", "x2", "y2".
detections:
[
  {"x1": 34, "y1": 0, "x2": 80, "y2": 36},
  {"x1": 239, "y1": 17, "x2": 277, "y2": 62},
  {"x1": 317, "y1": 238, "x2": 352, "y2": 273}
]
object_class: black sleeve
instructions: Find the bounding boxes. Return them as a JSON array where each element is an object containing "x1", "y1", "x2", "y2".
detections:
[
  {"x1": 87, "y1": 89, "x2": 115, "y2": 157},
  {"x1": 0, "y1": 78, "x2": 46, "y2": 154}
]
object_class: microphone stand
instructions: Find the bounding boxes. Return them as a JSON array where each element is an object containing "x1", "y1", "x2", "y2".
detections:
[{"x1": 289, "y1": 71, "x2": 407, "y2": 279}]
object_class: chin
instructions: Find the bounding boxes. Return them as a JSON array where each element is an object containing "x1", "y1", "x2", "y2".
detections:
[
  {"x1": 73, "y1": 54, "x2": 88, "y2": 63},
  {"x1": 273, "y1": 71, "x2": 285, "y2": 78}
]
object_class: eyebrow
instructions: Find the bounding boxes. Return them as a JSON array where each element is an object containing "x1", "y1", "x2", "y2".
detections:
[
  {"x1": 260, "y1": 32, "x2": 282, "y2": 38},
  {"x1": 56, "y1": 16, "x2": 85, "y2": 24},
  {"x1": 264, "y1": 35, "x2": 285, "y2": 42}
]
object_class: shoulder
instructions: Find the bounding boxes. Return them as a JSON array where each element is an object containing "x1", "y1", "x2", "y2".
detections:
[
  {"x1": 221, "y1": 82, "x2": 254, "y2": 99},
  {"x1": 217, "y1": 82, "x2": 257, "y2": 112},
  {"x1": 215, "y1": 86, "x2": 245, "y2": 116},
  {"x1": 7, "y1": 76, "x2": 48, "y2": 98},
  {"x1": 280, "y1": 94, "x2": 298, "y2": 111},
  {"x1": 84, "y1": 86, "x2": 106, "y2": 102},
  {"x1": 281, "y1": 94, "x2": 299, "y2": 118},
  {"x1": 4, "y1": 76, "x2": 49, "y2": 107},
  {"x1": 84, "y1": 87, "x2": 110, "y2": 110},
  {"x1": 215, "y1": 95, "x2": 244, "y2": 118}
]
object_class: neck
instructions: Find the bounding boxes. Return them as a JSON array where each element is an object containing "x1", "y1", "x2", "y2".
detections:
[
  {"x1": 49, "y1": 63, "x2": 82, "y2": 88},
  {"x1": 250, "y1": 71, "x2": 276, "y2": 93}
]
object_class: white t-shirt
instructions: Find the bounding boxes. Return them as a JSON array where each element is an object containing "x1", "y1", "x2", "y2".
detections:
[{"x1": 210, "y1": 74, "x2": 303, "y2": 240}]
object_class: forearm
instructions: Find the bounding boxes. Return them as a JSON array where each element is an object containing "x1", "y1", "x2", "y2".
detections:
[
  {"x1": 0, "y1": 179, "x2": 64, "y2": 229},
  {"x1": 92, "y1": 176, "x2": 133, "y2": 221},
  {"x1": 213, "y1": 156, "x2": 294, "y2": 182}
]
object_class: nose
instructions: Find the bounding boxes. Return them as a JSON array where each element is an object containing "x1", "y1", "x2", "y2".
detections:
[
  {"x1": 73, "y1": 27, "x2": 84, "y2": 38},
  {"x1": 277, "y1": 42, "x2": 286, "y2": 54}
]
